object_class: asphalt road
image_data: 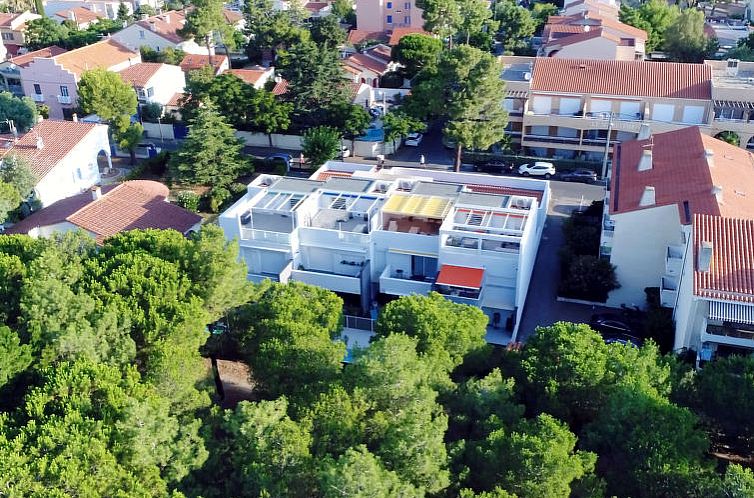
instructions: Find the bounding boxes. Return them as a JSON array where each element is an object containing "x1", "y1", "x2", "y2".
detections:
[{"x1": 516, "y1": 179, "x2": 613, "y2": 341}]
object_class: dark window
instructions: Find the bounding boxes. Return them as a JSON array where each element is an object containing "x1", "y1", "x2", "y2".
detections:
[
  {"x1": 683, "y1": 201, "x2": 691, "y2": 224},
  {"x1": 411, "y1": 255, "x2": 437, "y2": 278},
  {"x1": 386, "y1": 14, "x2": 392, "y2": 23},
  {"x1": 33, "y1": 83, "x2": 41, "y2": 94}
]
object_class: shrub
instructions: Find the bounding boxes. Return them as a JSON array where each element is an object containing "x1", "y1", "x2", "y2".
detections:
[
  {"x1": 206, "y1": 186, "x2": 230, "y2": 213},
  {"x1": 176, "y1": 191, "x2": 200, "y2": 212},
  {"x1": 140, "y1": 102, "x2": 163, "y2": 123},
  {"x1": 142, "y1": 150, "x2": 170, "y2": 176},
  {"x1": 559, "y1": 255, "x2": 619, "y2": 303},
  {"x1": 380, "y1": 71, "x2": 404, "y2": 88}
]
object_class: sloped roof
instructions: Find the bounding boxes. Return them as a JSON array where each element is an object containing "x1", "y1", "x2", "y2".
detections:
[
  {"x1": 118, "y1": 62, "x2": 164, "y2": 86},
  {"x1": 388, "y1": 27, "x2": 431, "y2": 46},
  {"x1": 694, "y1": 214, "x2": 754, "y2": 303},
  {"x1": 436, "y1": 264, "x2": 485, "y2": 288},
  {"x1": 271, "y1": 78, "x2": 288, "y2": 95},
  {"x1": 9, "y1": 45, "x2": 66, "y2": 67},
  {"x1": 222, "y1": 9, "x2": 243, "y2": 23},
  {"x1": 180, "y1": 54, "x2": 228, "y2": 74},
  {"x1": 135, "y1": 10, "x2": 187, "y2": 44},
  {"x1": 347, "y1": 29, "x2": 389, "y2": 45},
  {"x1": 166, "y1": 92, "x2": 186, "y2": 106},
  {"x1": 8, "y1": 180, "x2": 201, "y2": 243},
  {"x1": 53, "y1": 6, "x2": 102, "y2": 24},
  {"x1": 344, "y1": 53, "x2": 389, "y2": 75},
  {"x1": 2, "y1": 120, "x2": 103, "y2": 179},
  {"x1": 530, "y1": 58, "x2": 711, "y2": 99},
  {"x1": 52, "y1": 38, "x2": 139, "y2": 77},
  {"x1": 227, "y1": 68, "x2": 270, "y2": 86},
  {"x1": 611, "y1": 127, "x2": 754, "y2": 221}
]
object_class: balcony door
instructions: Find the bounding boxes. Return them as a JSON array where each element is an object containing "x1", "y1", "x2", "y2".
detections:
[{"x1": 411, "y1": 255, "x2": 437, "y2": 279}]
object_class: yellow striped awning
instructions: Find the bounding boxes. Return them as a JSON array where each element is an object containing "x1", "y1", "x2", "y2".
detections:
[{"x1": 382, "y1": 194, "x2": 452, "y2": 219}]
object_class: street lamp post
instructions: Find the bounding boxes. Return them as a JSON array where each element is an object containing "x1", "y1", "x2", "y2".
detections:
[{"x1": 601, "y1": 112, "x2": 614, "y2": 181}]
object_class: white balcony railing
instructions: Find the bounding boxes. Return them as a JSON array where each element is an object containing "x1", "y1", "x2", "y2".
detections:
[
  {"x1": 240, "y1": 228, "x2": 291, "y2": 244},
  {"x1": 660, "y1": 275, "x2": 678, "y2": 308},
  {"x1": 57, "y1": 95, "x2": 72, "y2": 104},
  {"x1": 379, "y1": 265, "x2": 433, "y2": 296},
  {"x1": 32, "y1": 93, "x2": 44, "y2": 102},
  {"x1": 290, "y1": 268, "x2": 361, "y2": 294},
  {"x1": 665, "y1": 245, "x2": 684, "y2": 276}
]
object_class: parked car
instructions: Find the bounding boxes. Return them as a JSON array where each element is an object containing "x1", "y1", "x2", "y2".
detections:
[
  {"x1": 475, "y1": 160, "x2": 515, "y2": 174},
  {"x1": 604, "y1": 333, "x2": 644, "y2": 348},
  {"x1": 133, "y1": 142, "x2": 161, "y2": 158},
  {"x1": 560, "y1": 168, "x2": 598, "y2": 183},
  {"x1": 369, "y1": 107, "x2": 383, "y2": 118},
  {"x1": 589, "y1": 313, "x2": 634, "y2": 336},
  {"x1": 404, "y1": 133, "x2": 423, "y2": 146},
  {"x1": 518, "y1": 161, "x2": 555, "y2": 178},
  {"x1": 339, "y1": 146, "x2": 351, "y2": 159}
]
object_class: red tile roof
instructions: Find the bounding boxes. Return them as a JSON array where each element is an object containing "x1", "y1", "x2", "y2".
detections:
[
  {"x1": 611, "y1": 127, "x2": 754, "y2": 221},
  {"x1": 180, "y1": 54, "x2": 228, "y2": 74},
  {"x1": 222, "y1": 9, "x2": 243, "y2": 23},
  {"x1": 8, "y1": 181, "x2": 201, "y2": 243},
  {"x1": 366, "y1": 44, "x2": 392, "y2": 62},
  {"x1": 530, "y1": 58, "x2": 711, "y2": 99},
  {"x1": 166, "y1": 92, "x2": 186, "y2": 106},
  {"x1": 0, "y1": 12, "x2": 31, "y2": 29},
  {"x1": 53, "y1": 39, "x2": 140, "y2": 77},
  {"x1": 9, "y1": 45, "x2": 66, "y2": 67},
  {"x1": 549, "y1": 28, "x2": 620, "y2": 48},
  {"x1": 465, "y1": 184, "x2": 544, "y2": 203},
  {"x1": 53, "y1": 6, "x2": 102, "y2": 24},
  {"x1": 694, "y1": 214, "x2": 754, "y2": 303},
  {"x1": 436, "y1": 264, "x2": 485, "y2": 289},
  {"x1": 343, "y1": 53, "x2": 389, "y2": 75},
  {"x1": 388, "y1": 27, "x2": 431, "y2": 46},
  {"x1": 227, "y1": 68, "x2": 270, "y2": 86},
  {"x1": 347, "y1": 29, "x2": 389, "y2": 45},
  {"x1": 118, "y1": 62, "x2": 164, "y2": 86},
  {"x1": 305, "y1": 2, "x2": 328, "y2": 12},
  {"x1": 315, "y1": 170, "x2": 353, "y2": 180},
  {"x1": 271, "y1": 78, "x2": 288, "y2": 96},
  {"x1": 2, "y1": 120, "x2": 103, "y2": 179},
  {"x1": 136, "y1": 10, "x2": 187, "y2": 44}
]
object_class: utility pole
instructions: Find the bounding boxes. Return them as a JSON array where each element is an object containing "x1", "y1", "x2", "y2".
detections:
[{"x1": 601, "y1": 111, "x2": 614, "y2": 182}]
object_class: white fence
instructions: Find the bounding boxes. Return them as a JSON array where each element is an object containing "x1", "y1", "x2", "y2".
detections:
[{"x1": 236, "y1": 131, "x2": 399, "y2": 158}]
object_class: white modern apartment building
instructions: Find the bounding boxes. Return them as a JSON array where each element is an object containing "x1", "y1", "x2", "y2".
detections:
[{"x1": 219, "y1": 163, "x2": 551, "y2": 341}]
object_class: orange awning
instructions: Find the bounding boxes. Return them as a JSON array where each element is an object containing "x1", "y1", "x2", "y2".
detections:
[{"x1": 435, "y1": 265, "x2": 484, "y2": 289}]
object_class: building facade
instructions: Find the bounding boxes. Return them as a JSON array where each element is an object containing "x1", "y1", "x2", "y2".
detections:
[
  {"x1": 355, "y1": 0, "x2": 424, "y2": 34},
  {"x1": 111, "y1": 11, "x2": 208, "y2": 54},
  {"x1": 118, "y1": 62, "x2": 186, "y2": 107},
  {"x1": 219, "y1": 162, "x2": 550, "y2": 342}
]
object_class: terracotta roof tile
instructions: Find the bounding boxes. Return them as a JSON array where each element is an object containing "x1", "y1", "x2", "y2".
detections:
[
  {"x1": 118, "y1": 62, "x2": 164, "y2": 86},
  {"x1": 347, "y1": 29, "x2": 389, "y2": 45},
  {"x1": 53, "y1": 6, "x2": 102, "y2": 24},
  {"x1": 343, "y1": 53, "x2": 389, "y2": 75},
  {"x1": 549, "y1": 28, "x2": 620, "y2": 48},
  {"x1": 366, "y1": 44, "x2": 392, "y2": 62},
  {"x1": 465, "y1": 184, "x2": 544, "y2": 202},
  {"x1": 694, "y1": 214, "x2": 754, "y2": 302},
  {"x1": 305, "y1": 2, "x2": 328, "y2": 12},
  {"x1": 388, "y1": 27, "x2": 431, "y2": 46},
  {"x1": 531, "y1": 58, "x2": 711, "y2": 99},
  {"x1": 9, "y1": 45, "x2": 66, "y2": 67},
  {"x1": 180, "y1": 54, "x2": 228, "y2": 74},
  {"x1": 8, "y1": 181, "x2": 201, "y2": 243},
  {"x1": 136, "y1": 10, "x2": 187, "y2": 44},
  {"x1": 611, "y1": 127, "x2": 754, "y2": 221},
  {"x1": 166, "y1": 92, "x2": 186, "y2": 106},
  {"x1": 227, "y1": 68, "x2": 270, "y2": 86},
  {"x1": 315, "y1": 170, "x2": 352, "y2": 180},
  {"x1": 53, "y1": 39, "x2": 140, "y2": 77},
  {"x1": 222, "y1": 9, "x2": 243, "y2": 23},
  {"x1": 271, "y1": 78, "x2": 288, "y2": 96},
  {"x1": 1, "y1": 120, "x2": 103, "y2": 179}
]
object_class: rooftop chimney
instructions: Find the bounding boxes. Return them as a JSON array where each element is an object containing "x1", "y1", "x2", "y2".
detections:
[
  {"x1": 35, "y1": 136, "x2": 43, "y2": 150},
  {"x1": 711, "y1": 185, "x2": 723, "y2": 203},
  {"x1": 698, "y1": 241, "x2": 713, "y2": 272},
  {"x1": 68, "y1": 10, "x2": 76, "y2": 21},
  {"x1": 148, "y1": 20, "x2": 156, "y2": 31},
  {"x1": 639, "y1": 186, "x2": 655, "y2": 206},
  {"x1": 637, "y1": 149, "x2": 652, "y2": 171},
  {"x1": 705, "y1": 148, "x2": 714, "y2": 169},
  {"x1": 91, "y1": 185, "x2": 102, "y2": 201},
  {"x1": 164, "y1": 13, "x2": 170, "y2": 23},
  {"x1": 72, "y1": 113, "x2": 78, "y2": 122}
]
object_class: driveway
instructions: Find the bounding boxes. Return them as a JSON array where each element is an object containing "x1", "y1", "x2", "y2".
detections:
[{"x1": 516, "y1": 180, "x2": 613, "y2": 341}]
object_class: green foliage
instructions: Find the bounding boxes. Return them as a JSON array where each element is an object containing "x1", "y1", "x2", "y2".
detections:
[
  {"x1": 141, "y1": 46, "x2": 186, "y2": 65},
  {"x1": 244, "y1": 0, "x2": 309, "y2": 62},
  {"x1": 309, "y1": 14, "x2": 346, "y2": 47},
  {"x1": 117, "y1": 1, "x2": 130, "y2": 22},
  {"x1": 141, "y1": 102, "x2": 164, "y2": 123},
  {"x1": 619, "y1": 0, "x2": 679, "y2": 53},
  {"x1": 78, "y1": 68, "x2": 137, "y2": 122},
  {"x1": 0, "y1": 325, "x2": 31, "y2": 389},
  {"x1": 376, "y1": 292, "x2": 488, "y2": 372},
  {"x1": 319, "y1": 445, "x2": 422, "y2": 498},
  {"x1": 531, "y1": 2, "x2": 559, "y2": 34},
  {"x1": 0, "y1": 92, "x2": 38, "y2": 132},
  {"x1": 169, "y1": 100, "x2": 248, "y2": 187},
  {"x1": 663, "y1": 8, "x2": 714, "y2": 63},
  {"x1": 0, "y1": 154, "x2": 36, "y2": 200},
  {"x1": 179, "y1": 0, "x2": 235, "y2": 53},
  {"x1": 392, "y1": 33, "x2": 443, "y2": 79},
  {"x1": 383, "y1": 110, "x2": 426, "y2": 146},
  {"x1": 559, "y1": 254, "x2": 619, "y2": 303},
  {"x1": 0, "y1": 180, "x2": 20, "y2": 223},
  {"x1": 331, "y1": 102, "x2": 371, "y2": 143},
  {"x1": 176, "y1": 191, "x2": 200, "y2": 212},
  {"x1": 302, "y1": 125, "x2": 342, "y2": 167},
  {"x1": 115, "y1": 120, "x2": 145, "y2": 165},
  {"x1": 457, "y1": 0, "x2": 498, "y2": 47},
  {"x1": 417, "y1": 0, "x2": 461, "y2": 43},
  {"x1": 331, "y1": 0, "x2": 356, "y2": 24},
  {"x1": 715, "y1": 131, "x2": 740, "y2": 146},
  {"x1": 496, "y1": 0, "x2": 537, "y2": 53},
  {"x1": 24, "y1": 16, "x2": 69, "y2": 50}
]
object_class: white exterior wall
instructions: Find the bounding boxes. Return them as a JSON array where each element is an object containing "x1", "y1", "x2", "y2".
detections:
[
  {"x1": 112, "y1": 25, "x2": 208, "y2": 54},
  {"x1": 144, "y1": 64, "x2": 185, "y2": 106},
  {"x1": 33, "y1": 124, "x2": 110, "y2": 207},
  {"x1": 673, "y1": 236, "x2": 701, "y2": 351},
  {"x1": 550, "y1": 38, "x2": 619, "y2": 60},
  {"x1": 607, "y1": 204, "x2": 684, "y2": 308}
]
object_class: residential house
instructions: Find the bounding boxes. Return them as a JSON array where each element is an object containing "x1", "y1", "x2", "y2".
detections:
[
  {"x1": 179, "y1": 54, "x2": 228, "y2": 75},
  {"x1": 227, "y1": 66, "x2": 275, "y2": 89},
  {"x1": 19, "y1": 39, "x2": 140, "y2": 119},
  {"x1": 0, "y1": 119, "x2": 111, "y2": 207},
  {"x1": 342, "y1": 44, "x2": 398, "y2": 87},
  {"x1": 7, "y1": 180, "x2": 202, "y2": 242},
  {"x1": 118, "y1": 62, "x2": 186, "y2": 107},
  {"x1": 52, "y1": 6, "x2": 103, "y2": 28},
  {"x1": 111, "y1": 11, "x2": 209, "y2": 55},
  {"x1": 0, "y1": 46, "x2": 66, "y2": 98},
  {"x1": 704, "y1": 58, "x2": 754, "y2": 151},
  {"x1": 600, "y1": 127, "x2": 754, "y2": 310},
  {"x1": 540, "y1": 11, "x2": 647, "y2": 60},
  {"x1": 387, "y1": 27, "x2": 430, "y2": 46},
  {"x1": 355, "y1": 0, "x2": 424, "y2": 34},
  {"x1": 218, "y1": 162, "x2": 550, "y2": 342},
  {"x1": 562, "y1": 0, "x2": 619, "y2": 17},
  {"x1": 0, "y1": 11, "x2": 42, "y2": 57},
  {"x1": 222, "y1": 9, "x2": 245, "y2": 30},
  {"x1": 304, "y1": 2, "x2": 332, "y2": 18}
]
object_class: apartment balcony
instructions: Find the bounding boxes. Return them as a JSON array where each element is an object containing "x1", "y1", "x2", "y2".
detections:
[
  {"x1": 379, "y1": 265, "x2": 433, "y2": 296},
  {"x1": 240, "y1": 227, "x2": 291, "y2": 245},
  {"x1": 298, "y1": 226, "x2": 369, "y2": 249},
  {"x1": 660, "y1": 275, "x2": 679, "y2": 308},
  {"x1": 32, "y1": 93, "x2": 44, "y2": 102},
  {"x1": 57, "y1": 95, "x2": 72, "y2": 104},
  {"x1": 704, "y1": 323, "x2": 754, "y2": 349},
  {"x1": 524, "y1": 112, "x2": 645, "y2": 133},
  {"x1": 434, "y1": 285, "x2": 483, "y2": 306},
  {"x1": 290, "y1": 267, "x2": 362, "y2": 294},
  {"x1": 665, "y1": 245, "x2": 684, "y2": 276}
]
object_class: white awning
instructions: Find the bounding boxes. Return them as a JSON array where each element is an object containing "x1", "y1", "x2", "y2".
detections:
[{"x1": 708, "y1": 300, "x2": 754, "y2": 325}]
